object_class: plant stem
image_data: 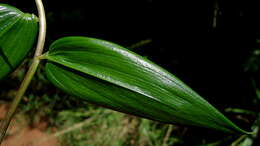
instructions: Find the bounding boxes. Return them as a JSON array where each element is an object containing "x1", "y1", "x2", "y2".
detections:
[{"x1": 0, "y1": 0, "x2": 46, "y2": 144}]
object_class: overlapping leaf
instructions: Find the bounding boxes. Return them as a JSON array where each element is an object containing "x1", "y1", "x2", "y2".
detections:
[
  {"x1": 44, "y1": 36, "x2": 249, "y2": 134},
  {"x1": 0, "y1": 4, "x2": 38, "y2": 79}
]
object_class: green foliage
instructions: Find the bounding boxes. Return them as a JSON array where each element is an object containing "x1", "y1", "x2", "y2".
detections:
[
  {"x1": 43, "y1": 36, "x2": 248, "y2": 134},
  {"x1": 0, "y1": 4, "x2": 38, "y2": 79},
  {"x1": 1, "y1": 2, "x2": 258, "y2": 146}
]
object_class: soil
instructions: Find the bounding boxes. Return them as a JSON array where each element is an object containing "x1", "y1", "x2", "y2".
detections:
[{"x1": 0, "y1": 104, "x2": 59, "y2": 146}]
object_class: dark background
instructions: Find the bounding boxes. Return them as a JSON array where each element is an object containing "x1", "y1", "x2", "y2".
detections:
[
  {"x1": 2, "y1": 0, "x2": 260, "y2": 145},
  {"x1": 4, "y1": 0, "x2": 259, "y2": 128},
  {"x1": 5, "y1": 0, "x2": 258, "y2": 107}
]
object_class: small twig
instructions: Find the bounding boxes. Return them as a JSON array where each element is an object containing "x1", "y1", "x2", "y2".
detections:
[
  {"x1": 231, "y1": 135, "x2": 247, "y2": 146},
  {"x1": 128, "y1": 39, "x2": 152, "y2": 50},
  {"x1": 232, "y1": 114, "x2": 260, "y2": 146},
  {"x1": 31, "y1": 110, "x2": 113, "y2": 145},
  {"x1": 0, "y1": 0, "x2": 46, "y2": 144},
  {"x1": 212, "y1": 0, "x2": 219, "y2": 29},
  {"x1": 162, "y1": 125, "x2": 173, "y2": 146},
  {"x1": 34, "y1": 118, "x2": 96, "y2": 145}
]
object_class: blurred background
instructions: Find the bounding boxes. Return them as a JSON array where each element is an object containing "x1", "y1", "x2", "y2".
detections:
[{"x1": 0, "y1": 0, "x2": 260, "y2": 145}]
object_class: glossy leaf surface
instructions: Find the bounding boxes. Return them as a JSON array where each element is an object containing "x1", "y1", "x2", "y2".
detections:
[
  {"x1": 0, "y1": 4, "x2": 38, "y2": 79},
  {"x1": 44, "y1": 36, "x2": 249, "y2": 134}
]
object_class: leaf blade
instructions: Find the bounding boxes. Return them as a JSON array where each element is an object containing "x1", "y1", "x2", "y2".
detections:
[
  {"x1": 0, "y1": 4, "x2": 38, "y2": 79},
  {"x1": 44, "y1": 36, "x2": 250, "y2": 134}
]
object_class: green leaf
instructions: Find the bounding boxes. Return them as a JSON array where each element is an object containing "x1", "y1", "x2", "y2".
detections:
[
  {"x1": 44, "y1": 36, "x2": 250, "y2": 134},
  {"x1": 0, "y1": 4, "x2": 38, "y2": 79}
]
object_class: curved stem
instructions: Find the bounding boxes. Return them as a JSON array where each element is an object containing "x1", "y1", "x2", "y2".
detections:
[
  {"x1": 35, "y1": 0, "x2": 47, "y2": 57},
  {"x1": 0, "y1": 0, "x2": 46, "y2": 144}
]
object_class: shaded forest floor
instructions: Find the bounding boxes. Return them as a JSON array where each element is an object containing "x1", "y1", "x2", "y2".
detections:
[{"x1": 0, "y1": 104, "x2": 59, "y2": 146}]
